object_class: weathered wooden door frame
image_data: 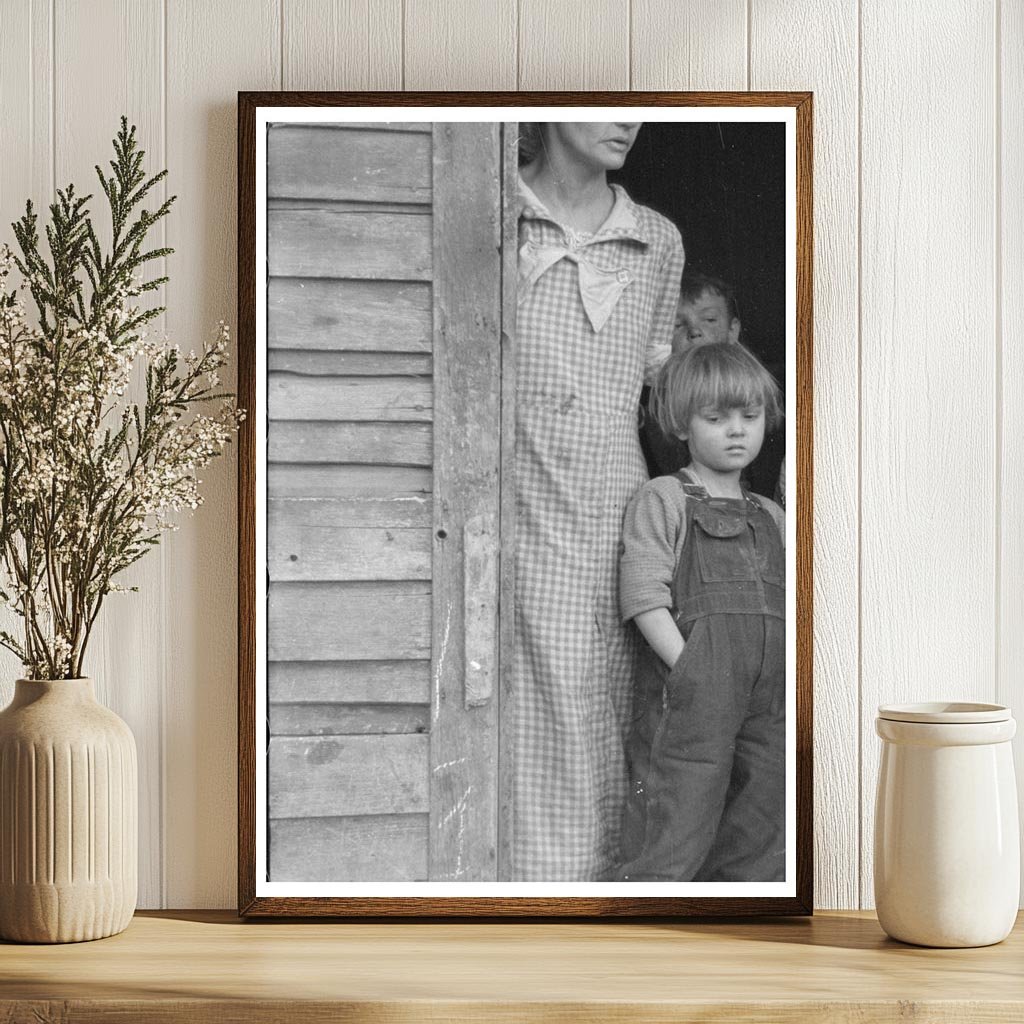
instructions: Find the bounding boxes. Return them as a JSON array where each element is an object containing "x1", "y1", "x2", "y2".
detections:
[{"x1": 428, "y1": 121, "x2": 505, "y2": 881}]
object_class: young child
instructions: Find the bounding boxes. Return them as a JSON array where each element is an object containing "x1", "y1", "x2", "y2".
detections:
[
  {"x1": 642, "y1": 273, "x2": 743, "y2": 478},
  {"x1": 617, "y1": 341, "x2": 786, "y2": 882},
  {"x1": 672, "y1": 273, "x2": 742, "y2": 349}
]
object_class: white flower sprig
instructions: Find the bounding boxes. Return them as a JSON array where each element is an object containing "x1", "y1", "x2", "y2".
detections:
[{"x1": 0, "y1": 118, "x2": 243, "y2": 680}]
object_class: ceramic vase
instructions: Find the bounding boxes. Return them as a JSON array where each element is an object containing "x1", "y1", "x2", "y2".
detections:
[
  {"x1": 0, "y1": 678, "x2": 137, "y2": 942},
  {"x1": 874, "y1": 702, "x2": 1019, "y2": 948}
]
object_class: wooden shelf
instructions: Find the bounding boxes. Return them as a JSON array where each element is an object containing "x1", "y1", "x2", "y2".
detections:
[{"x1": 2, "y1": 910, "x2": 1023, "y2": 1021}]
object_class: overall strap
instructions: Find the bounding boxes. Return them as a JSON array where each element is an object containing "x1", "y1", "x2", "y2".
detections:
[
  {"x1": 672, "y1": 469, "x2": 709, "y2": 501},
  {"x1": 674, "y1": 468, "x2": 766, "y2": 514}
]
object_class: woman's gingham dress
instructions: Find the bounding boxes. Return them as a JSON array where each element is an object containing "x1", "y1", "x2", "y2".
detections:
[{"x1": 513, "y1": 179, "x2": 684, "y2": 880}]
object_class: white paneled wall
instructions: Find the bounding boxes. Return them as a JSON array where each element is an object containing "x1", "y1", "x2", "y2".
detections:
[{"x1": 0, "y1": 0, "x2": 1017, "y2": 910}]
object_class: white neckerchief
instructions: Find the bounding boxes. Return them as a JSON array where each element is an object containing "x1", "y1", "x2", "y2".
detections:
[{"x1": 518, "y1": 178, "x2": 649, "y2": 333}]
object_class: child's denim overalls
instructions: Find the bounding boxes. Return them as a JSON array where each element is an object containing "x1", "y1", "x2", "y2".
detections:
[{"x1": 617, "y1": 473, "x2": 786, "y2": 882}]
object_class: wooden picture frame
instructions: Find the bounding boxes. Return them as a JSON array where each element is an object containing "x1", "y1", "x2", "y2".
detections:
[{"x1": 238, "y1": 92, "x2": 813, "y2": 917}]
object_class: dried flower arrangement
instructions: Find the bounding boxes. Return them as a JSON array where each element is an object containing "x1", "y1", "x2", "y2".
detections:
[{"x1": 0, "y1": 118, "x2": 243, "y2": 679}]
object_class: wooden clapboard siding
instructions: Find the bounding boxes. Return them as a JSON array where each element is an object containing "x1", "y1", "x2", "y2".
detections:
[
  {"x1": 269, "y1": 703, "x2": 429, "y2": 736},
  {"x1": 270, "y1": 815, "x2": 428, "y2": 882},
  {"x1": 268, "y1": 351, "x2": 433, "y2": 377},
  {"x1": 269, "y1": 422, "x2": 432, "y2": 465},
  {"x1": 265, "y1": 118, "x2": 438, "y2": 895},
  {"x1": 269, "y1": 523, "x2": 431, "y2": 582},
  {"x1": 265, "y1": 120, "x2": 506, "y2": 883},
  {"x1": 268, "y1": 125, "x2": 431, "y2": 203},
  {"x1": 269, "y1": 735, "x2": 428, "y2": 817},
  {"x1": 268, "y1": 279, "x2": 432, "y2": 353},
  {"x1": 268, "y1": 375, "x2": 432, "y2": 421},
  {"x1": 268, "y1": 465, "x2": 431, "y2": 499},
  {"x1": 279, "y1": 122, "x2": 433, "y2": 133},
  {"x1": 268, "y1": 661, "x2": 431, "y2": 705},
  {"x1": 268, "y1": 209, "x2": 432, "y2": 279},
  {"x1": 268, "y1": 582, "x2": 431, "y2": 662},
  {"x1": 265, "y1": 121, "x2": 436, "y2": 889},
  {"x1": 268, "y1": 496, "x2": 432, "y2": 530}
]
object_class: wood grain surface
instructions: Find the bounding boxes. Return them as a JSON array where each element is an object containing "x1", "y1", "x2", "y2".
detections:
[
  {"x1": 1, "y1": 911, "x2": 1023, "y2": 1023},
  {"x1": 631, "y1": 0, "x2": 747, "y2": 90},
  {"x1": 428, "y1": 123, "x2": 504, "y2": 882},
  {"x1": 858, "y1": 2, "x2": 998, "y2": 909},
  {"x1": 751, "y1": 0, "x2": 860, "y2": 912},
  {"x1": 49, "y1": 0, "x2": 166, "y2": 912},
  {"x1": 282, "y1": 0, "x2": 402, "y2": 91},
  {"x1": 1000, "y1": 0, "x2": 1024, "y2": 903},
  {"x1": 167, "y1": 0, "x2": 280, "y2": 911},
  {"x1": 404, "y1": 0, "x2": 517, "y2": 90}
]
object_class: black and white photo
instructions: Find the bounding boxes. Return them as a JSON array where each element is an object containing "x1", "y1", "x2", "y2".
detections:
[{"x1": 238, "y1": 95, "x2": 812, "y2": 917}]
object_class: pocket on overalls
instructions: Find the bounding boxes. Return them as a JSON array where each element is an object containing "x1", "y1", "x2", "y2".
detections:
[
  {"x1": 664, "y1": 618, "x2": 704, "y2": 711},
  {"x1": 692, "y1": 507, "x2": 758, "y2": 584}
]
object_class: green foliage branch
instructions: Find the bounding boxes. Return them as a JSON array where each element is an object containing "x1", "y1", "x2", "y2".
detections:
[{"x1": 0, "y1": 117, "x2": 243, "y2": 679}]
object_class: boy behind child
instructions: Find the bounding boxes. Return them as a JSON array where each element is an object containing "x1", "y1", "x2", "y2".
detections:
[
  {"x1": 618, "y1": 341, "x2": 786, "y2": 882},
  {"x1": 642, "y1": 274, "x2": 742, "y2": 478}
]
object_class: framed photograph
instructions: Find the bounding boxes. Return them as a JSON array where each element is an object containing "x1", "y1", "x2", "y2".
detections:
[{"x1": 238, "y1": 92, "x2": 813, "y2": 916}]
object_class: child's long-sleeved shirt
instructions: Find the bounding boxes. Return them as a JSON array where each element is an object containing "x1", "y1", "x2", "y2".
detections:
[{"x1": 619, "y1": 468, "x2": 785, "y2": 623}]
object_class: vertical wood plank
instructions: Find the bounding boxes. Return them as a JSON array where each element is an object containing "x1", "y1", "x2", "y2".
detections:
[
  {"x1": 518, "y1": 0, "x2": 629, "y2": 89},
  {"x1": 999, "y1": 0, "x2": 1024, "y2": 906},
  {"x1": 497, "y1": 122, "x2": 518, "y2": 881},
  {"x1": 631, "y1": 0, "x2": 747, "y2": 90},
  {"x1": 0, "y1": 0, "x2": 52, "y2": 232},
  {"x1": 750, "y1": 0, "x2": 860, "y2": 910},
  {"x1": 860, "y1": 0, "x2": 997, "y2": 908},
  {"x1": 429, "y1": 123, "x2": 502, "y2": 881},
  {"x1": 164, "y1": 0, "x2": 280, "y2": 908},
  {"x1": 0, "y1": 0, "x2": 53, "y2": 697},
  {"x1": 283, "y1": 0, "x2": 402, "y2": 90},
  {"x1": 404, "y1": 0, "x2": 517, "y2": 89},
  {"x1": 53, "y1": 0, "x2": 165, "y2": 909}
]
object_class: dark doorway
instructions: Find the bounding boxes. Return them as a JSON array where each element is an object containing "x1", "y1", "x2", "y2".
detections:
[{"x1": 614, "y1": 122, "x2": 787, "y2": 498}]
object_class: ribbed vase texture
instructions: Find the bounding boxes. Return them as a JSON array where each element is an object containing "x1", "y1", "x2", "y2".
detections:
[{"x1": 0, "y1": 678, "x2": 137, "y2": 943}]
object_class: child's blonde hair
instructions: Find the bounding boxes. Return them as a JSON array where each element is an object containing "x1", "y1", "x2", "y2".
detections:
[{"x1": 651, "y1": 341, "x2": 784, "y2": 439}]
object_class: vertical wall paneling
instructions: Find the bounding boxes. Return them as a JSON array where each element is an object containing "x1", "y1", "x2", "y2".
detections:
[
  {"x1": 999, "y1": 0, "x2": 1024, "y2": 898},
  {"x1": 630, "y1": 0, "x2": 747, "y2": 90},
  {"x1": 282, "y1": 0, "x2": 402, "y2": 90},
  {"x1": 0, "y1": 0, "x2": 51, "y2": 238},
  {"x1": 0, "y1": 1, "x2": 53, "y2": 695},
  {"x1": 164, "y1": 0, "x2": 280, "y2": 907},
  {"x1": 53, "y1": 0, "x2": 166, "y2": 909},
  {"x1": 859, "y1": 0, "x2": 997, "y2": 908},
  {"x1": 404, "y1": 0, "x2": 516, "y2": 89},
  {"x1": 1, "y1": 0, "x2": 1019, "y2": 910},
  {"x1": 750, "y1": 0, "x2": 860, "y2": 910},
  {"x1": 518, "y1": 0, "x2": 629, "y2": 90}
]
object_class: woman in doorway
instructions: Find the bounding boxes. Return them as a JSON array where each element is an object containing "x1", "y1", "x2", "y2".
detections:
[{"x1": 514, "y1": 122, "x2": 685, "y2": 880}]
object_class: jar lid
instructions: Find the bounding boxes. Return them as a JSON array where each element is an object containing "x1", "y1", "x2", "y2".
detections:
[{"x1": 877, "y1": 701, "x2": 1011, "y2": 724}]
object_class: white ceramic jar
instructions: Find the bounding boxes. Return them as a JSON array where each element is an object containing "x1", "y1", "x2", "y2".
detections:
[{"x1": 874, "y1": 702, "x2": 1019, "y2": 947}]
